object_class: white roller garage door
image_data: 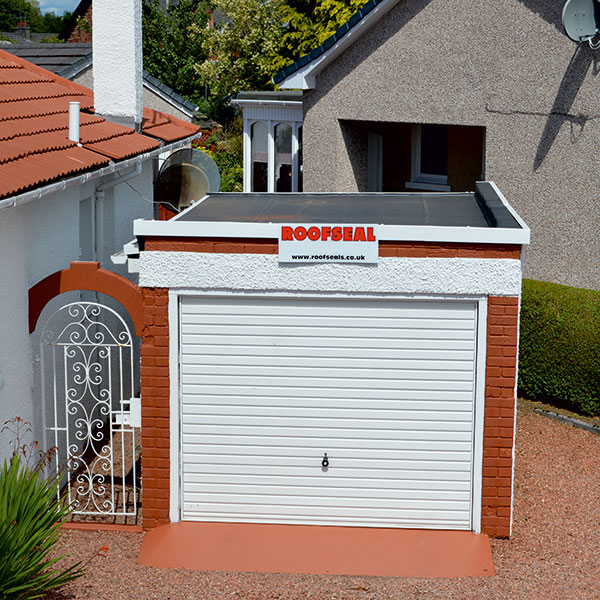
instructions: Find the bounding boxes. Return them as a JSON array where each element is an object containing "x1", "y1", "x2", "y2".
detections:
[{"x1": 179, "y1": 296, "x2": 478, "y2": 529}]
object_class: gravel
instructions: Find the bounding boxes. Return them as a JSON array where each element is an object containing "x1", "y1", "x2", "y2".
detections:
[{"x1": 49, "y1": 401, "x2": 600, "y2": 599}]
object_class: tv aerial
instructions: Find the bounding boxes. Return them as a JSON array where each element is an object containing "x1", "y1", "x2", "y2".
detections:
[
  {"x1": 562, "y1": 0, "x2": 600, "y2": 47},
  {"x1": 154, "y1": 147, "x2": 220, "y2": 214}
]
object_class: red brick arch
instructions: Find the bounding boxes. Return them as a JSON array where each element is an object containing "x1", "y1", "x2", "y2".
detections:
[{"x1": 29, "y1": 261, "x2": 143, "y2": 335}]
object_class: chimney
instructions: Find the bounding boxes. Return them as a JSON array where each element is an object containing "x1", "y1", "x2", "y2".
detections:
[{"x1": 92, "y1": 0, "x2": 143, "y2": 130}]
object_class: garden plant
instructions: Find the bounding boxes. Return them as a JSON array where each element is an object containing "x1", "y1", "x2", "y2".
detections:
[{"x1": 0, "y1": 418, "x2": 84, "y2": 600}]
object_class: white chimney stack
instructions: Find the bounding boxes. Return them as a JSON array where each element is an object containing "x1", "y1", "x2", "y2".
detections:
[{"x1": 92, "y1": 0, "x2": 143, "y2": 129}]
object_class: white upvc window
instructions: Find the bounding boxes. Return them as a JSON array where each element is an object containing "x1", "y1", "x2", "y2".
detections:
[
  {"x1": 406, "y1": 124, "x2": 451, "y2": 192},
  {"x1": 245, "y1": 119, "x2": 302, "y2": 193}
]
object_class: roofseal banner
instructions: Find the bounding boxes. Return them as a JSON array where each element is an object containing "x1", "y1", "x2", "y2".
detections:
[{"x1": 278, "y1": 224, "x2": 379, "y2": 264}]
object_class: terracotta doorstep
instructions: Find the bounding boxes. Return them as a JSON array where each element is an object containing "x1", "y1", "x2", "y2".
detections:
[{"x1": 137, "y1": 522, "x2": 494, "y2": 578}]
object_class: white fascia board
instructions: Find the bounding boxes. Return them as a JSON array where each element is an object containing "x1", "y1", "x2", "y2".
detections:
[
  {"x1": 278, "y1": 0, "x2": 399, "y2": 90},
  {"x1": 232, "y1": 99, "x2": 303, "y2": 108},
  {"x1": 133, "y1": 219, "x2": 530, "y2": 245}
]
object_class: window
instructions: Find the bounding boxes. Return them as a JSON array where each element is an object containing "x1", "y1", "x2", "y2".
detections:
[
  {"x1": 367, "y1": 133, "x2": 383, "y2": 192},
  {"x1": 275, "y1": 123, "x2": 292, "y2": 192},
  {"x1": 406, "y1": 124, "x2": 451, "y2": 191},
  {"x1": 251, "y1": 122, "x2": 268, "y2": 192}
]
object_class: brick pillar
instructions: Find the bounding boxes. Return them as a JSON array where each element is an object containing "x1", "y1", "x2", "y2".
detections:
[
  {"x1": 481, "y1": 296, "x2": 519, "y2": 538},
  {"x1": 140, "y1": 288, "x2": 170, "y2": 529}
]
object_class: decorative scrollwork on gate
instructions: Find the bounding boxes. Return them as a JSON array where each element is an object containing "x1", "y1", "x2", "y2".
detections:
[{"x1": 41, "y1": 302, "x2": 139, "y2": 517}]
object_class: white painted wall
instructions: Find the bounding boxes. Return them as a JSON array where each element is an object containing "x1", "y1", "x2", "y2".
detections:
[
  {"x1": 0, "y1": 163, "x2": 154, "y2": 461},
  {"x1": 92, "y1": 0, "x2": 143, "y2": 125}
]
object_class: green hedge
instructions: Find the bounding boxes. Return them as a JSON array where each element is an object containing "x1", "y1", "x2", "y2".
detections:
[{"x1": 518, "y1": 279, "x2": 600, "y2": 415}]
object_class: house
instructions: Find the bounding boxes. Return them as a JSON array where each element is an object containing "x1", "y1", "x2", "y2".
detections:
[
  {"x1": 245, "y1": 0, "x2": 599, "y2": 292},
  {"x1": 0, "y1": 0, "x2": 199, "y2": 495}
]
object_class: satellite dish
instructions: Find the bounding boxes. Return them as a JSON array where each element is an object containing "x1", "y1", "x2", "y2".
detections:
[
  {"x1": 155, "y1": 147, "x2": 220, "y2": 213},
  {"x1": 562, "y1": 0, "x2": 600, "y2": 42}
]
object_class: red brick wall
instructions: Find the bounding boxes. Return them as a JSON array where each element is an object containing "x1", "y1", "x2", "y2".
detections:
[
  {"x1": 65, "y1": 4, "x2": 92, "y2": 43},
  {"x1": 481, "y1": 296, "x2": 519, "y2": 538},
  {"x1": 141, "y1": 288, "x2": 170, "y2": 529},
  {"x1": 144, "y1": 237, "x2": 521, "y2": 259}
]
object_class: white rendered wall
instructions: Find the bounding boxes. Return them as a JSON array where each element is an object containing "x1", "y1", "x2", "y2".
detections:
[
  {"x1": 139, "y1": 252, "x2": 522, "y2": 297},
  {"x1": 93, "y1": 0, "x2": 143, "y2": 125},
  {"x1": 0, "y1": 208, "x2": 33, "y2": 457},
  {"x1": 0, "y1": 161, "x2": 153, "y2": 461}
]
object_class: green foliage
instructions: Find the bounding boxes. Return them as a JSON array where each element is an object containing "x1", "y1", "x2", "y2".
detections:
[
  {"x1": 0, "y1": 1, "x2": 69, "y2": 34},
  {"x1": 0, "y1": 424, "x2": 84, "y2": 599},
  {"x1": 518, "y1": 279, "x2": 600, "y2": 415},
  {"x1": 75, "y1": 15, "x2": 91, "y2": 34},
  {"x1": 195, "y1": 116, "x2": 244, "y2": 192},
  {"x1": 41, "y1": 10, "x2": 71, "y2": 34},
  {"x1": 277, "y1": 0, "x2": 368, "y2": 70},
  {"x1": 143, "y1": 0, "x2": 210, "y2": 102},
  {"x1": 38, "y1": 33, "x2": 63, "y2": 44},
  {"x1": 0, "y1": 0, "x2": 43, "y2": 32},
  {"x1": 193, "y1": 0, "x2": 285, "y2": 100}
]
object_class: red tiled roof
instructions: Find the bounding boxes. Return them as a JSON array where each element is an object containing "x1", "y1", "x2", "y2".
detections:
[{"x1": 0, "y1": 50, "x2": 200, "y2": 200}]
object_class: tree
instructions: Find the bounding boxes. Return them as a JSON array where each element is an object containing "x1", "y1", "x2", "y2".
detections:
[
  {"x1": 0, "y1": 0, "x2": 43, "y2": 32},
  {"x1": 192, "y1": 0, "x2": 285, "y2": 101},
  {"x1": 142, "y1": 0, "x2": 210, "y2": 102},
  {"x1": 41, "y1": 10, "x2": 72, "y2": 34},
  {"x1": 277, "y1": 0, "x2": 368, "y2": 70}
]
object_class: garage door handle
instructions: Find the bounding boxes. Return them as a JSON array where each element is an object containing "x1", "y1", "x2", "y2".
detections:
[{"x1": 321, "y1": 453, "x2": 329, "y2": 468}]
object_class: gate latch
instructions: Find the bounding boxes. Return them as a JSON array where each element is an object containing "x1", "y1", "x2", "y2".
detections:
[{"x1": 114, "y1": 397, "x2": 141, "y2": 428}]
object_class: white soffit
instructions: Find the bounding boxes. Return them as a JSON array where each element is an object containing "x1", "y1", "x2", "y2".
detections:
[{"x1": 278, "y1": 0, "x2": 400, "y2": 89}]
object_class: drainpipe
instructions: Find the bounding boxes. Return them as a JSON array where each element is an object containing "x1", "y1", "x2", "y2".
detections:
[{"x1": 94, "y1": 163, "x2": 143, "y2": 265}]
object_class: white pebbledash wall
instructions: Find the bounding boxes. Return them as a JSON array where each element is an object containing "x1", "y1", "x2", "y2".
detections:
[
  {"x1": 138, "y1": 252, "x2": 522, "y2": 297},
  {"x1": 0, "y1": 166, "x2": 153, "y2": 458},
  {"x1": 92, "y1": 0, "x2": 143, "y2": 128}
]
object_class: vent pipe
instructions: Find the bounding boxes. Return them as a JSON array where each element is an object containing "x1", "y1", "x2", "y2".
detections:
[{"x1": 68, "y1": 102, "x2": 80, "y2": 144}]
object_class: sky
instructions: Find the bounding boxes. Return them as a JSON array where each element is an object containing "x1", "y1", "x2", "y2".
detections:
[{"x1": 38, "y1": 0, "x2": 80, "y2": 15}]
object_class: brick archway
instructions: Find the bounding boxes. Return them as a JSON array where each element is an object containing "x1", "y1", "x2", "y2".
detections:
[{"x1": 29, "y1": 261, "x2": 143, "y2": 335}]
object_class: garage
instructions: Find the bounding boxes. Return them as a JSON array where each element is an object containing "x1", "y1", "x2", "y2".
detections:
[
  {"x1": 131, "y1": 181, "x2": 529, "y2": 539},
  {"x1": 179, "y1": 296, "x2": 479, "y2": 529}
]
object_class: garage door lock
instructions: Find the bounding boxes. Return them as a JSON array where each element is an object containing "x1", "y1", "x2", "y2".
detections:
[{"x1": 321, "y1": 453, "x2": 329, "y2": 468}]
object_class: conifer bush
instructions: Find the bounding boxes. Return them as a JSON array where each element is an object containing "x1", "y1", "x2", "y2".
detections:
[{"x1": 518, "y1": 279, "x2": 600, "y2": 415}]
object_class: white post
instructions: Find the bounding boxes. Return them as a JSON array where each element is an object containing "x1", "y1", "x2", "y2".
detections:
[
  {"x1": 267, "y1": 120, "x2": 275, "y2": 193},
  {"x1": 243, "y1": 119, "x2": 252, "y2": 192},
  {"x1": 291, "y1": 122, "x2": 299, "y2": 192},
  {"x1": 68, "y1": 102, "x2": 80, "y2": 144}
]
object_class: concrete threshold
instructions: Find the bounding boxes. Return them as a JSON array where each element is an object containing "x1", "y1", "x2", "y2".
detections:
[{"x1": 137, "y1": 522, "x2": 494, "y2": 578}]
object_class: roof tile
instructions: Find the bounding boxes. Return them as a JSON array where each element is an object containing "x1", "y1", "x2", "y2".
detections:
[
  {"x1": 83, "y1": 134, "x2": 160, "y2": 160},
  {"x1": 0, "y1": 48, "x2": 199, "y2": 200},
  {"x1": 0, "y1": 147, "x2": 109, "y2": 198}
]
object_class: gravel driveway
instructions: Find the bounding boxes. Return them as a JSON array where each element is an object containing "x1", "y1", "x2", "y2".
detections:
[{"x1": 50, "y1": 401, "x2": 600, "y2": 599}]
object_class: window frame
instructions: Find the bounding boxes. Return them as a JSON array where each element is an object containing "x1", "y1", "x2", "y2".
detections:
[{"x1": 405, "y1": 124, "x2": 451, "y2": 192}]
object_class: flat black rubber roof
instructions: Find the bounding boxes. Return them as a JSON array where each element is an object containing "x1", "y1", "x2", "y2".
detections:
[{"x1": 177, "y1": 183, "x2": 521, "y2": 229}]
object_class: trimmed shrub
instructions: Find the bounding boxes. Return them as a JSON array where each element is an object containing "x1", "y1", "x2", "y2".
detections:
[
  {"x1": 518, "y1": 279, "x2": 600, "y2": 415},
  {"x1": 0, "y1": 429, "x2": 84, "y2": 599}
]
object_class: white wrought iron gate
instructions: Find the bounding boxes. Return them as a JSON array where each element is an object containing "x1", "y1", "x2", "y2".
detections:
[{"x1": 40, "y1": 301, "x2": 140, "y2": 517}]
